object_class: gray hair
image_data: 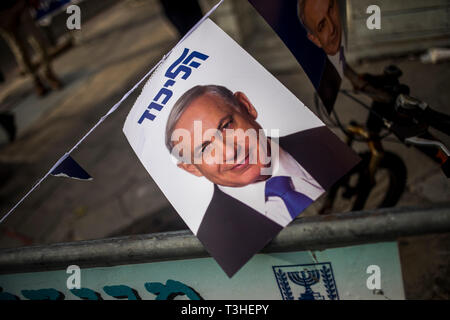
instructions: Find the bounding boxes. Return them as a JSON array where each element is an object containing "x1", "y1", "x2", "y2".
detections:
[
  {"x1": 165, "y1": 84, "x2": 240, "y2": 152},
  {"x1": 297, "y1": 0, "x2": 312, "y2": 34}
]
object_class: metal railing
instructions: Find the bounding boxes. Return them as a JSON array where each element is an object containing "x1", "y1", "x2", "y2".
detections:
[{"x1": 0, "y1": 204, "x2": 449, "y2": 275}]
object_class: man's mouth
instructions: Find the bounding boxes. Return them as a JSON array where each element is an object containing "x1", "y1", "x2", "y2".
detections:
[{"x1": 231, "y1": 153, "x2": 250, "y2": 171}]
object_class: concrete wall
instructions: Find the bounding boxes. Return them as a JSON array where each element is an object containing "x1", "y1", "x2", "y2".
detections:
[
  {"x1": 346, "y1": 0, "x2": 450, "y2": 62},
  {"x1": 202, "y1": 0, "x2": 450, "y2": 62}
]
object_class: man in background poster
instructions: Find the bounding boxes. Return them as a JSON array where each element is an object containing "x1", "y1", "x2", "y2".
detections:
[
  {"x1": 297, "y1": 0, "x2": 345, "y2": 78},
  {"x1": 249, "y1": 0, "x2": 392, "y2": 112},
  {"x1": 297, "y1": 0, "x2": 391, "y2": 103}
]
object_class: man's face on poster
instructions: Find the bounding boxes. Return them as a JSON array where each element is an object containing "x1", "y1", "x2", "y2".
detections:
[
  {"x1": 302, "y1": 0, "x2": 342, "y2": 56},
  {"x1": 171, "y1": 92, "x2": 271, "y2": 188}
]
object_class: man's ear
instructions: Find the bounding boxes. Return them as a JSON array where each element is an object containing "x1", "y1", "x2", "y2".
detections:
[
  {"x1": 234, "y1": 91, "x2": 257, "y2": 120},
  {"x1": 307, "y1": 32, "x2": 322, "y2": 49},
  {"x1": 177, "y1": 162, "x2": 203, "y2": 177}
]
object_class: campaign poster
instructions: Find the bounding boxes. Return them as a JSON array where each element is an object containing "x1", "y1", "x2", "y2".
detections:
[
  {"x1": 249, "y1": 0, "x2": 348, "y2": 113},
  {"x1": 123, "y1": 19, "x2": 359, "y2": 277}
]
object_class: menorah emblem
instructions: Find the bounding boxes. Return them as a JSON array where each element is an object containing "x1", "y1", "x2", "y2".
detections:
[{"x1": 287, "y1": 270, "x2": 324, "y2": 300}]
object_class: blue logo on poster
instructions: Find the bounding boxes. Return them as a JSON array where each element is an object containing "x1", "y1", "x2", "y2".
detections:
[{"x1": 273, "y1": 262, "x2": 339, "y2": 300}]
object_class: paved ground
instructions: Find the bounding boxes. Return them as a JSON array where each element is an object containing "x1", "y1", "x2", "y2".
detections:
[
  {"x1": 0, "y1": 0, "x2": 188, "y2": 246},
  {"x1": 0, "y1": 0, "x2": 448, "y2": 299}
]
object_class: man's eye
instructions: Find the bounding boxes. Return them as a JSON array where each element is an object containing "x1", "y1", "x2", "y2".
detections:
[{"x1": 223, "y1": 118, "x2": 233, "y2": 129}]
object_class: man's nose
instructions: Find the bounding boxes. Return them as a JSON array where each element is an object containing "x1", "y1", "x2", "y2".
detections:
[
  {"x1": 222, "y1": 134, "x2": 239, "y2": 163},
  {"x1": 326, "y1": 15, "x2": 335, "y2": 36}
]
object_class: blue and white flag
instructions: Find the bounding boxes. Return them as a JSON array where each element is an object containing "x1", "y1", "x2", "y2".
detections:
[{"x1": 50, "y1": 155, "x2": 92, "y2": 181}]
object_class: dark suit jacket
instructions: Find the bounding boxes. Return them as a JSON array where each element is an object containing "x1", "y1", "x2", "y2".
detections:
[{"x1": 196, "y1": 125, "x2": 360, "y2": 277}]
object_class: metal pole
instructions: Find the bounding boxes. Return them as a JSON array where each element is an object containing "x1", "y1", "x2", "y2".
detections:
[{"x1": 0, "y1": 204, "x2": 449, "y2": 274}]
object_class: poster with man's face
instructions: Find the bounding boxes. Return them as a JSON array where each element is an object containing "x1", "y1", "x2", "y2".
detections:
[
  {"x1": 249, "y1": 0, "x2": 347, "y2": 113},
  {"x1": 123, "y1": 19, "x2": 359, "y2": 277}
]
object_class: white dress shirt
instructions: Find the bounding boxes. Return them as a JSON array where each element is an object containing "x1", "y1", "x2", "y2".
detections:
[
  {"x1": 328, "y1": 34, "x2": 347, "y2": 79},
  {"x1": 218, "y1": 146, "x2": 325, "y2": 227}
]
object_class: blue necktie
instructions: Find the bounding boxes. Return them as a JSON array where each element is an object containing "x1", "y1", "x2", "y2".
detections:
[{"x1": 265, "y1": 176, "x2": 313, "y2": 219}]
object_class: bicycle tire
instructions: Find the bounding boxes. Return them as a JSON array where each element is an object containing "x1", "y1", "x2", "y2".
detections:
[{"x1": 351, "y1": 151, "x2": 407, "y2": 211}]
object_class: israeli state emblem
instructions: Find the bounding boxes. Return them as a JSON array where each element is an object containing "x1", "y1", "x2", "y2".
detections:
[{"x1": 273, "y1": 262, "x2": 339, "y2": 300}]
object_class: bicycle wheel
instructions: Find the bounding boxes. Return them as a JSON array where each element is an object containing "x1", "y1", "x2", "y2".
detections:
[{"x1": 320, "y1": 151, "x2": 407, "y2": 213}]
